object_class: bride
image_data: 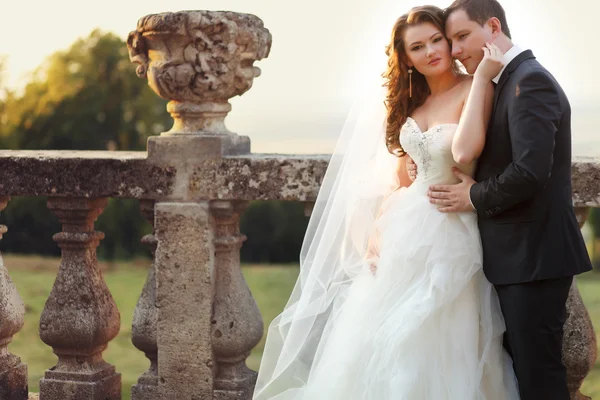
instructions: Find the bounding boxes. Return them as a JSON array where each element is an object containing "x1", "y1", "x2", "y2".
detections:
[{"x1": 253, "y1": 5, "x2": 519, "y2": 399}]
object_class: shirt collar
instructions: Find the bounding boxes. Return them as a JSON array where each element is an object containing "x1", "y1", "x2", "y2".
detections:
[{"x1": 492, "y1": 44, "x2": 525, "y2": 84}]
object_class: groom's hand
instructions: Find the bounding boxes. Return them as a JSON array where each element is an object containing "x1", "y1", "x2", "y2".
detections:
[{"x1": 428, "y1": 168, "x2": 476, "y2": 213}]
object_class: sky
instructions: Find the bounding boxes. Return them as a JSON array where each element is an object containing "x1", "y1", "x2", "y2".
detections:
[{"x1": 1, "y1": 0, "x2": 598, "y2": 155}]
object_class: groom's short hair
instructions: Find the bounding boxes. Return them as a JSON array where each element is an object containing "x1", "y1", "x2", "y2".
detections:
[{"x1": 445, "y1": 0, "x2": 512, "y2": 39}]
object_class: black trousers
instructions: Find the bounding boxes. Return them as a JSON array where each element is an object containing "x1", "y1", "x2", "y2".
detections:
[{"x1": 495, "y1": 277, "x2": 573, "y2": 400}]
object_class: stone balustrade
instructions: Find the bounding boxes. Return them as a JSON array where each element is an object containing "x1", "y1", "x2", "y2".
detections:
[
  {"x1": 0, "y1": 146, "x2": 597, "y2": 400},
  {"x1": 0, "y1": 8, "x2": 596, "y2": 400}
]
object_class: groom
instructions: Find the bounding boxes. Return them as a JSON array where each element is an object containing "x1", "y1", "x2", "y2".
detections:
[{"x1": 413, "y1": 0, "x2": 593, "y2": 398}]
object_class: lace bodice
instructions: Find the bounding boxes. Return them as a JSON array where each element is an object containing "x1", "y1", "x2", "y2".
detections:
[{"x1": 400, "y1": 117, "x2": 476, "y2": 187}]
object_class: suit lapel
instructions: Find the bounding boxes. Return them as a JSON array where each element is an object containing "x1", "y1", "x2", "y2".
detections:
[{"x1": 492, "y1": 50, "x2": 536, "y2": 115}]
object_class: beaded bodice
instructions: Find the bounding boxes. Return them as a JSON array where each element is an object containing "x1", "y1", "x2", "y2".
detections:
[{"x1": 400, "y1": 117, "x2": 476, "y2": 188}]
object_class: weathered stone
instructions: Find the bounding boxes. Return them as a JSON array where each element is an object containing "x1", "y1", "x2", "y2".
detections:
[
  {"x1": 39, "y1": 197, "x2": 121, "y2": 400},
  {"x1": 146, "y1": 136, "x2": 329, "y2": 202},
  {"x1": 564, "y1": 208, "x2": 598, "y2": 400},
  {"x1": 146, "y1": 135, "x2": 252, "y2": 201},
  {"x1": 572, "y1": 157, "x2": 600, "y2": 207},
  {"x1": 131, "y1": 200, "x2": 159, "y2": 400},
  {"x1": 127, "y1": 11, "x2": 271, "y2": 136},
  {"x1": 154, "y1": 202, "x2": 215, "y2": 399},
  {"x1": 0, "y1": 362, "x2": 27, "y2": 400},
  {"x1": 0, "y1": 150, "x2": 175, "y2": 199},
  {"x1": 564, "y1": 279, "x2": 597, "y2": 400},
  {"x1": 210, "y1": 201, "x2": 263, "y2": 398},
  {"x1": 147, "y1": 135, "x2": 251, "y2": 161},
  {"x1": 39, "y1": 372, "x2": 121, "y2": 400},
  {"x1": 0, "y1": 152, "x2": 597, "y2": 206},
  {"x1": 192, "y1": 154, "x2": 329, "y2": 202},
  {"x1": 0, "y1": 196, "x2": 28, "y2": 400}
]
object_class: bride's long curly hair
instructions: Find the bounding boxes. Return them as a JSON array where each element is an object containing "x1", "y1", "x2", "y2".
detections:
[{"x1": 383, "y1": 6, "x2": 457, "y2": 156}]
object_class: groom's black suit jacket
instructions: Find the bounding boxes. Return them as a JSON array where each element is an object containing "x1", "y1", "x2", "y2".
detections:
[{"x1": 470, "y1": 50, "x2": 592, "y2": 285}]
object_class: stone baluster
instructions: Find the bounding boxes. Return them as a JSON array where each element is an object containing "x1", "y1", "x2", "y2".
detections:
[
  {"x1": 564, "y1": 207, "x2": 597, "y2": 400},
  {"x1": 39, "y1": 197, "x2": 121, "y2": 400},
  {"x1": 0, "y1": 197, "x2": 28, "y2": 400},
  {"x1": 210, "y1": 200, "x2": 263, "y2": 398},
  {"x1": 131, "y1": 200, "x2": 158, "y2": 400}
]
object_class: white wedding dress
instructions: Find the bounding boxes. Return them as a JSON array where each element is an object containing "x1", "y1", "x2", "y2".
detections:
[{"x1": 254, "y1": 117, "x2": 520, "y2": 400}]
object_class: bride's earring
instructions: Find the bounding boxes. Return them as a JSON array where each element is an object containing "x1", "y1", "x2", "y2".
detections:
[{"x1": 408, "y1": 67, "x2": 413, "y2": 98}]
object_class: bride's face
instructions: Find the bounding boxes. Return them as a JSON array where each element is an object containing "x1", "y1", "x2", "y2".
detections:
[{"x1": 403, "y1": 23, "x2": 452, "y2": 77}]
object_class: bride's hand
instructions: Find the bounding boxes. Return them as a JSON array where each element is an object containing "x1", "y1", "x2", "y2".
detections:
[
  {"x1": 406, "y1": 157, "x2": 417, "y2": 182},
  {"x1": 474, "y1": 42, "x2": 504, "y2": 81}
]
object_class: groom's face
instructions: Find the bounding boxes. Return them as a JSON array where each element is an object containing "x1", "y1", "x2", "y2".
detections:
[{"x1": 445, "y1": 9, "x2": 494, "y2": 74}]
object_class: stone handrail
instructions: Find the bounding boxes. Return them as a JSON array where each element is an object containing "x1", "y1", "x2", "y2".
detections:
[
  {"x1": 0, "y1": 151, "x2": 596, "y2": 204},
  {"x1": 0, "y1": 150, "x2": 328, "y2": 201},
  {"x1": 0, "y1": 9, "x2": 596, "y2": 400}
]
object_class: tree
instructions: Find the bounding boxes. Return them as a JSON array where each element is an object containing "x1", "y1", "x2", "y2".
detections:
[
  {"x1": 0, "y1": 29, "x2": 171, "y2": 151},
  {"x1": 0, "y1": 55, "x2": 10, "y2": 127},
  {"x1": 0, "y1": 30, "x2": 168, "y2": 259},
  {"x1": 240, "y1": 201, "x2": 309, "y2": 264}
]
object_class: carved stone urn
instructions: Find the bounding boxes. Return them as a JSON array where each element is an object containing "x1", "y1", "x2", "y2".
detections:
[{"x1": 127, "y1": 11, "x2": 272, "y2": 136}]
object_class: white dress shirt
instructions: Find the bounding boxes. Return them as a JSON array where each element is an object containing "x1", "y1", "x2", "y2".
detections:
[{"x1": 492, "y1": 44, "x2": 525, "y2": 84}]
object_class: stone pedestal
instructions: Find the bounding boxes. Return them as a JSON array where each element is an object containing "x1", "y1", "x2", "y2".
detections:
[{"x1": 154, "y1": 202, "x2": 215, "y2": 399}]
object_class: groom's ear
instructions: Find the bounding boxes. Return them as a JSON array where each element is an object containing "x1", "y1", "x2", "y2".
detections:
[{"x1": 487, "y1": 17, "x2": 503, "y2": 40}]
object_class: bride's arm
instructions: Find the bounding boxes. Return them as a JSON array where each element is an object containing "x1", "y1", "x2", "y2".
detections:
[
  {"x1": 396, "y1": 155, "x2": 413, "y2": 188},
  {"x1": 365, "y1": 155, "x2": 411, "y2": 273},
  {"x1": 452, "y1": 43, "x2": 505, "y2": 164},
  {"x1": 451, "y1": 76, "x2": 494, "y2": 165}
]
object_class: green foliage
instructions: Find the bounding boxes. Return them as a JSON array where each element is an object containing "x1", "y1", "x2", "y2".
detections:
[
  {"x1": 1, "y1": 197, "x2": 61, "y2": 256},
  {"x1": 241, "y1": 201, "x2": 309, "y2": 263},
  {"x1": 0, "y1": 30, "x2": 309, "y2": 262},
  {"x1": 0, "y1": 197, "x2": 153, "y2": 261},
  {"x1": 589, "y1": 209, "x2": 600, "y2": 268},
  {"x1": 589, "y1": 209, "x2": 600, "y2": 239},
  {"x1": 95, "y1": 199, "x2": 153, "y2": 261},
  {"x1": 0, "y1": 29, "x2": 171, "y2": 151},
  {"x1": 0, "y1": 55, "x2": 10, "y2": 128}
]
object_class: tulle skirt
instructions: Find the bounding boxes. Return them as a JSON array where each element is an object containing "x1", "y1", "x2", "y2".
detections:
[{"x1": 255, "y1": 183, "x2": 519, "y2": 399}]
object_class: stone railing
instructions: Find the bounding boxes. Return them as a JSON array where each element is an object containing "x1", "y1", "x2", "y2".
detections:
[{"x1": 0, "y1": 10, "x2": 597, "y2": 400}]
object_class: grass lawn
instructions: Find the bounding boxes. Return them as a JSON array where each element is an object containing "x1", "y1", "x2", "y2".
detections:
[{"x1": 5, "y1": 254, "x2": 600, "y2": 398}]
